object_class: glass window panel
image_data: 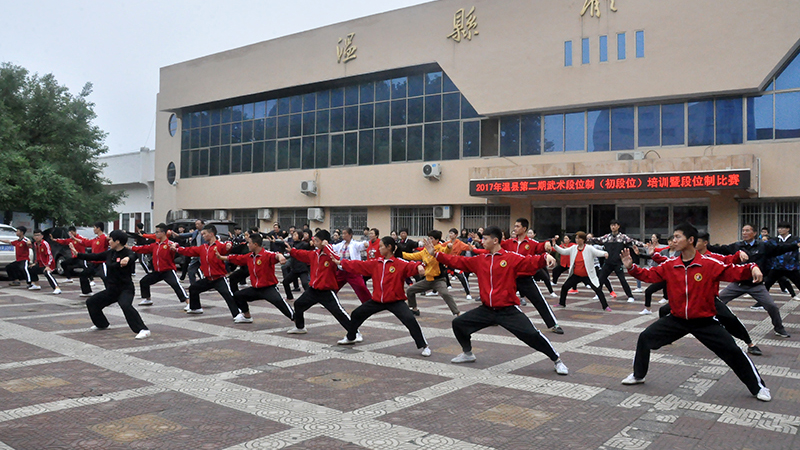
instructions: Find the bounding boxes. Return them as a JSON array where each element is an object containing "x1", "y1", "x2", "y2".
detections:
[
  {"x1": 190, "y1": 150, "x2": 200, "y2": 177},
  {"x1": 230, "y1": 145, "x2": 241, "y2": 173},
  {"x1": 210, "y1": 109, "x2": 221, "y2": 125},
  {"x1": 776, "y1": 54, "x2": 800, "y2": 90},
  {"x1": 220, "y1": 145, "x2": 230, "y2": 175},
  {"x1": 289, "y1": 138, "x2": 301, "y2": 169},
  {"x1": 231, "y1": 123, "x2": 242, "y2": 144},
  {"x1": 461, "y1": 95, "x2": 479, "y2": 119},
  {"x1": 587, "y1": 109, "x2": 610, "y2": 152},
  {"x1": 264, "y1": 140, "x2": 276, "y2": 172},
  {"x1": 520, "y1": 114, "x2": 541, "y2": 155},
  {"x1": 265, "y1": 117, "x2": 276, "y2": 140},
  {"x1": 344, "y1": 132, "x2": 358, "y2": 165},
  {"x1": 776, "y1": 91, "x2": 800, "y2": 139},
  {"x1": 618, "y1": 207, "x2": 642, "y2": 239},
  {"x1": 391, "y1": 99, "x2": 406, "y2": 126},
  {"x1": 564, "y1": 41, "x2": 573, "y2": 67},
  {"x1": 252, "y1": 141, "x2": 264, "y2": 173},
  {"x1": 673, "y1": 206, "x2": 708, "y2": 231},
  {"x1": 200, "y1": 127, "x2": 210, "y2": 147},
  {"x1": 638, "y1": 105, "x2": 660, "y2": 147},
  {"x1": 190, "y1": 129, "x2": 200, "y2": 148},
  {"x1": 277, "y1": 98, "x2": 290, "y2": 115},
  {"x1": 330, "y1": 134, "x2": 344, "y2": 166},
  {"x1": 277, "y1": 115, "x2": 289, "y2": 138},
  {"x1": 424, "y1": 123, "x2": 442, "y2": 161},
  {"x1": 375, "y1": 80, "x2": 391, "y2": 101},
  {"x1": 303, "y1": 93, "x2": 316, "y2": 111},
  {"x1": 241, "y1": 143, "x2": 252, "y2": 172},
  {"x1": 617, "y1": 32, "x2": 626, "y2": 60},
  {"x1": 345, "y1": 85, "x2": 359, "y2": 106},
  {"x1": 391, "y1": 128, "x2": 406, "y2": 162},
  {"x1": 231, "y1": 105, "x2": 243, "y2": 122},
  {"x1": 391, "y1": 77, "x2": 407, "y2": 99},
  {"x1": 180, "y1": 151, "x2": 189, "y2": 178},
  {"x1": 426, "y1": 72, "x2": 443, "y2": 94},
  {"x1": 329, "y1": 108, "x2": 344, "y2": 133},
  {"x1": 210, "y1": 125, "x2": 220, "y2": 146},
  {"x1": 316, "y1": 109, "x2": 329, "y2": 134},
  {"x1": 688, "y1": 100, "x2": 714, "y2": 146},
  {"x1": 462, "y1": 121, "x2": 481, "y2": 157},
  {"x1": 644, "y1": 206, "x2": 669, "y2": 239},
  {"x1": 241, "y1": 120, "x2": 253, "y2": 142},
  {"x1": 610, "y1": 106, "x2": 634, "y2": 150},
  {"x1": 425, "y1": 95, "x2": 442, "y2": 122},
  {"x1": 220, "y1": 124, "x2": 231, "y2": 145},
  {"x1": 360, "y1": 104, "x2": 374, "y2": 129},
  {"x1": 222, "y1": 107, "x2": 232, "y2": 123},
  {"x1": 533, "y1": 207, "x2": 562, "y2": 240},
  {"x1": 314, "y1": 135, "x2": 329, "y2": 168},
  {"x1": 544, "y1": 114, "x2": 564, "y2": 152},
  {"x1": 746, "y1": 95, "x2": 774, "y2": 140},
  {"x1": 290, "y1": 114, "x2": 302, "y2": 137},
  {"x1": 266, "y1": 99, "x2": 278, "y2": 117},
  {"x1": 200, "y1": 110, "x2": 210, "y2": 127},
  {"x1": 374, "y1": 102, "x2": 390, "y2": 128},
  {"x1": 407, "y1": 97, "x2": 424, "y2": 124},
  {"x1": 407, "y1": 125, "x2": 423, "y2": 161},
  {"x1": 374, "y1": 128, "x2": 390, "y2": 164},
  {"x1": 358, "y1": 130, "x2": 374, "y2": 165},
  {"x1": 199, "y1": 148, "x2": 209, "y2": 175},
  {"x1": 182, "y1": 112, "x2": 191, "y2": 128},
  {"x1": 242, "y1": 104, "x2": 254, "y2": 121},
  {"x1": 290, "y1": 96, "x2": 302, "y2": 113},
  {"x1": 191, "y1": 111, "x2": 201, "y2": 128},
  {"x1": 276, "y1": 140, "x2": 289, "y2": 170},
  {"x1": 500, "y1": 116, "x2": 520, "y2": 156},
  {"x1": 715, "y1": 98, "x2": 743, "y2": 145},
  {"x1": 442, "y1": 93, "x2": 460, "y2": 121},
  {"x1": 442, "y1": 73, "x2": 457, "y2": 92},
  {"x1": 599, "y1": 35, "x2": 608, "y2": 62},
  {"x1": 442, "y1": 121, "x2": 460, "y2": 160},
  {"x1": 345, "y1": 105, "x2": 359, "y2": 131},
  {"x1": 209, "y1": 146, "x2": 220, "y2": 176},
  {"x1": 564, "y1": 112, "x2": 585, "y2": 151},
  {"x1": 302, "y1": 112, "x2": 315, "y2": 136},
  {"x1": 635, "y1": 31, "x2": 645, "y2": 58},
  {"x1": 181, "y1": 129, "x2": 190, "y2": 150},
  {"x1": 302, "y1": 137, "x2": 315, "y2": 170},
  {"x1": 582, "y1": 38, "x2": 590, "y2": 64},
  {"x1": 316, "y1": 91, "x2": 329, "y2": 109},
  {"x1": 254, "y1": 101, "x2": 266, "y2": 119},
  {"x1": 253, "y1": 118, "x2": 265, "y2": 141},
  {"x1": 330, "y1": 88, "x2": 344, "y2": 107},
  {"x1": 408, "y1": 74, "x2": 424, "y2": 97},
  {"x1": 360, "y1": 82, "x2": 374, "y2": 103},
  {"x1": 661, "y1": 103, "x2": 685, "y2": 145}
]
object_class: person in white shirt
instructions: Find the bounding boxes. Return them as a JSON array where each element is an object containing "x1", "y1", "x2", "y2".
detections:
[{"x1": 331, "y1": 227, "x2": 372, "y2": 303}]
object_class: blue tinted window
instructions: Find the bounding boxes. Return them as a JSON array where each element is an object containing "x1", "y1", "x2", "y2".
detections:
[
  {"x1": 231, "y1": 105, "x2": 243, "y2": 122},
  {"x1": 544, "y1": 114, "x2": 564, "y2": 152},
  {"x1": 220, "y1": 145, "x2": 231, "y2": 175},
  {"x1": 315, "y1": 135, "x2": 328, "y2": 168},
  {"x1": 599, "y1": 36, "x2": 608, "y2": 62},
  {"x1": 276, "y1": 116, "x2": 289, "y2": 138},
  {"x1": 315, "y1": 110, "x2": 328, "y2": 134},
  {"x1": 221, "y1": 107, "x2": 232, "y2": 124},
  {"x1": 230, "y1": 123, "x2": 242, "y2": 143},
  {"x1": 329, "y1": 108, "x2": 343, "y2": 133},
  {"x1": 277, "y1": 98, "x2": 290, "y2": 115},
  {"x1": 462, "y1": 121, "x2": 481, "y2": 157},
  {"x1": 190, "y1": 150, "x2": 200, "y2": 176},
  {"x1": 360, "y1": 104, "x2": 374, "y2": 129},
  {"x1": 442, "y1": 73, "x2": 458, "y2": 92},
  {"x1": 407, "y1": 97, "x2": 424, "y2": 124},
  {"x1": 374, "y1": 129, "x2": 390, "y2": 165},
  {"x1": 425, "y1": 72, "x2": 442, "y2": 94},
  {"x1": 582, "y1": 38, "x2": 590, "y2": 64},
  {"x1": 254, "y1": 101, "x2": 266, "y2": 119},
  {"x1": 264, "y1": 140, "x2": 276, "y2": 172},
  {"x1": 407, "y1": 126, "x2": 423, "y2": 161},
  {"x1": 290, "y1": 96, "x2": 303, "y2": 114},
  {"x1": 252, "y1": 142, "x2": 264, "y2": 173},
  {"x1": 521, "y1": 114, "x2": 541, "y2": 155},
  {"x1": 688, "y1": 101, "x2": 714, "y2": 146},
  {"x1": 209, "y1": 146, "x2": 220, "y2": 176},
  {"x1": 210, "y1": 125, "x2": 220, "y2": 146},
  {"x1": 199, "y1": 148, "x2": 209, "y2": 175},
  {"x1": 180, "y1": 150, "x2": 189, "y2": 178},
  {"x1": 253, "y1": 119, "x2": 264, "y2": 141},
  {"x1": 302, "y1": 138, "x2": 314, "y2": 170},
  {"x1": 360, "y1": 82, "x2": 374, "y2": 103},
  {"x1": 500, "y1": 116, "x2": 520, "y2": 156},
  {"x1": 425, "y1": 95, "x2": 442, "y2": 122},
  {"x1": 358, "y1": 130, "x2": 374, "y2": 165},
  {"x1": 617, "y1": 33, "x2": 626, "y2": 60},
  {"x1": 330, "y1": 88, "x2": 344, "y2": 107},
  {"x1": 200, "y1": 127, "x2": 210, "y2": 147},
  {"x1": 344, "y1": 132, "x2": 358, "y2": 165},
  {"x1": 220, "y1": 124, "x2": 231, "y2": 144},
  {"x1": 565, "y1": 112, "x2": 585, "y2": 151},
  {"x1": 776, "y1": 91, "x2": 800, "y2": 139},
  {"x1": 182, "y1": 112, "x2": 191, "y2": 128},
  {"x1": 181, "y1": 129, "x2": 190, "y2": 150},
  {"x1": 345, "y1": 85, "x2": 359, "y2": 106},
  {"x1": 374, "y1": 102, "x2": 390, "y2": 127},
  {"x1": 638, "y1": 105, "x2": 660, "y2": 147},
  {"x1": 303, "y1": 93, "x2": 316, "y2": 111},
  {"x1": 240, "y1": 121, "x2": 252, "y2": 143},
  {"x1": 242, "y1": 104, "x2": 254, "y2": 120},
  {"x1": 564, "y1": 41, "x2": 573, "y2": 67},
  {"x1": 635, "y1": 31, "x2": 645, "y2": 58},
  {"x1": 715, "y1": 98, "x2": 743, "y2": 145},
  {"x1": 408, "y1": 75, "x2": 424, "y2": 97},
  {"x1": 391, "y1": 77, "x2": 407, "y2": 99},
  {"x1": 391, "y1": 128, "x2": 406, "y2": 162},
  {"x1": 461, "y1": 95, "x2": 479, "y2": 119},
  {"x1": 266, "y1": 99, "x2": 278, "y2": 117},
  {"x1": 587, "y1": 109, "x2": 610, "y2": 152},
  {"x1": 442, "y1": 121, "x2": 460, "y2": 160},
  {"x1": 316, "y1": 91, "x2": 329, "y2": 109},
  {"x1": 330, "y1": 134, "x2": 344, "y2": 166},
  {"x1": 442, "y1": 93, "x2": 460, "y2": 121},
  {"x1": 661, "y1": 103, "x2": 684, "y2": 145},
  {"x1": 289, "y1": 114, "x2": 302, "y2": 137},
  {"x1": 424, "y1": 123, "x2": 442, "y2": 161},
  {"x1": 289, "y1": 138, "x2": 301, "y2": 169},
  {"x1": 775, "y1": 52, "x2": 800, "y2": 90},
  {"x1": 191, "y1": 112, "x2": 201, "y2": 128},
  {"x1": 302, "y1": 112, "x2": 315, "y2": 136},
  {"x1": 241, "y1": 144, "x2": 252, "y2": 172},
  {"x1": 345, "y1": 106, "x2": 359, "y2": 131},
  {"x1": 200, "y1": 111, "x2": 210, "y2": 127},
  {"x1": 746, "y1": 95, "x2": 773, "y2": 140},
  {"x1": 391, "y1": 100, "x2": 406, "y2": 126},
  {"x1": 610, "y1": 107, "x2": 634, "y2": 150},
  {"x1": 375, "y1": 80, "x2": 391, "y2": 101},
  {"x1": 210, "y1": 109, "x2": 221, "y2": 125}
]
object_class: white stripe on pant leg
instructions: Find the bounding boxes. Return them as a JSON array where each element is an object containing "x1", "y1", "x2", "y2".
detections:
[
  {"x1": 516, "y1": 305, "x2": 559, "y2": 359},
  {"x1": 222, "y1": 277, "x2": 234, "y2": 297},
  {"x1": 274, "y1": 286, "x2": 295, "y2": 319},
  {"x1": 739, "y1": 347, "x2": 767, "y2": 390},
  {"x1": 171, "y1": 270, "x2": 189, "y2": 299},
  {"x1": 533, "y1": 281, "x2": 558, "y2": 325},
  {"x1": 23, "y1": 263, "x2": 31, "y2": 283},
  {"x1": 330, "y1": 291, "x2": 351, "y2": 320},
  {"x1": 46, "y1": 271, "x2": 58, "y2": 288}
]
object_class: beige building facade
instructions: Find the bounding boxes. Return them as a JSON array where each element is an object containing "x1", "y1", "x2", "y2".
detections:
[{"x1": 154, "y1": 0, "x2": 800, "y2": 242}]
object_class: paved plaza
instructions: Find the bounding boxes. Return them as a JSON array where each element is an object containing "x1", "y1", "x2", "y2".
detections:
[{"x1": 0, "y1": 273, "x2": 799, "y2": 449}]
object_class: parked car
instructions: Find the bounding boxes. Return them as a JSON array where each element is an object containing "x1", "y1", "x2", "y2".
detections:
[
  {"x1": 0, "y1": 224, "x2": 21, "y2": 273},
  {"x1": 44, "y1": 226, "x2": 95, "y2": 276}
]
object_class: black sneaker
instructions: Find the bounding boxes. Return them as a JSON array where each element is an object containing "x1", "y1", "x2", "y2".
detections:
[
  {"x1": 411, "y1": 309, "x2": 420, "y2": 316},
  {"x1": 747, "y1": 345, "x2": 763, "y2": 356},
  {"x1": 551, "y1": 325, "x2": 564, "y2": 334},
  {"x1": 775, "y1": 330, "x2": 791, "y2": 338}
]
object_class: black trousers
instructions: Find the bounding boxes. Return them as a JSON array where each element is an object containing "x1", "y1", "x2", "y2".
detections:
[
  {"x1": 552, "y1": 265, "x2": 569, "y2": 284},
  {"x1": 86, "y1": 287, "x2": 148, "y2": 333},
  {"x1": 644, "y1": 281, "x2": 667, "y2": 307},
  {"x1": 188, "y1": 277, "x2": 238, "y2": 317},
  {"x1": 80, "y1": 263, "x2": 106, "y2": 294},
  {"x1": 595, "y1": 267, "x2": 614, "y2": 293},
  {"x1": 282, "y1": 263, "x2": 300, "y2": 289},
  {"x1": 599, "y1": 262, "x2": 634, "y2": 298},
  {"x1": 28, "y1": 266, "x2": 58, "y2": 289},
  {"x1": 293, "y1": 287, "x2": 351, "y2": 331},
  {"x1": 283, "y1": 270, "x2": 310, "y2": 299},
  {"x1": 516, "y1": 276, "x2": 557, "y2": 328},
  {"x1": 228, "y1": 266, "x2": 249, "y2": 294},
  {"x1": 140, "y1": 270, "x2": 187, "y2": 302},
  {"x1": 234, "y1": 285, "x2": 294, "y2": 320},
  {"x1": 62, "y1": 257, "x2": 88, "y2": 278},
  {"x1": 557, "y1": 274, "x2": 607, "y2": 308},
  {"x1": 533, "y1": 268, "x2": 554, "y2": 294},
  {"x1": 658, "y1": 298, "x2": 753, "y2": 345},
  {"x1": 187, "y1": 258, "x2": 201, "y2": 284},
  {"x1": 6, "y1": 260, "x2": 30, "y2": 283},
  {"x1": 632, "y1": 315, "x2": 764, "y2": 395},
  {"x1": 347, "y1": 300, "x2": 427, "y2": 348},
  {"x1": 453, "y1": 304, "x2": 559, "y2": 361},
  {"x1": 765, "y1": 269, "x2": 800, "y2": 296}
]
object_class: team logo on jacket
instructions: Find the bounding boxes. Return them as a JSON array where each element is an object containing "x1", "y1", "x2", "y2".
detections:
[
  {"x1": 500, "y1": 260, "x2": 508, "y2": 267},
  {"x1": 324, "y1": 261, "x2": 330, "y2": 267},
  {"x1": 256, "y1": 260, "x2": 262, "y2": 265},
  {"x1": 694, "y1": 273, "x2": 703, "y2": 282},
  {"x1": 163, "y1": 245, "x2": 168, "y2": 250},
  {"x1": 525, "y1": 244, "x2": 530, "y2": 250},
  {"x1": 389, "y1": 266, "x2": 396, "y2": 273}
]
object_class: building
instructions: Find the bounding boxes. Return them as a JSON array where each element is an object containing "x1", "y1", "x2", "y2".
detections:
[
  {"x1": 101, "y1": 147, "x2": 155, "y2": 232},
  {"x1": 154, "y1": 0, "x2": 800, "y2": 242}
]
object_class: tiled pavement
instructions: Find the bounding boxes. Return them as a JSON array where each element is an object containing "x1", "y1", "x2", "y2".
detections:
[{"x1": 0, "y1": 274, "x2": 799, "y2": 449}]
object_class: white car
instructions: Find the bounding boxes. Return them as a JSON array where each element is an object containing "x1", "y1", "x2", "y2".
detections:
[{"x1": 0, "y1": 224, "x2": 21, "y2": 272}]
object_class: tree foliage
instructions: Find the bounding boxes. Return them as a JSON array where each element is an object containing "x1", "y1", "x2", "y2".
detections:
[{"x1": 0, "y1": 63, "x2": 123, "y2": 225}]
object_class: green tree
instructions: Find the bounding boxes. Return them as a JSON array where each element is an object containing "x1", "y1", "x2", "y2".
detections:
[{"x1": 0, "y1": 63, "x2": 123, "y2": 226}]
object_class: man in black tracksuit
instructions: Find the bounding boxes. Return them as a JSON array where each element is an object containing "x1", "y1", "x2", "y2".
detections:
[{"x1": 590, "y1": 219, "x2": 645, "y2": 302}]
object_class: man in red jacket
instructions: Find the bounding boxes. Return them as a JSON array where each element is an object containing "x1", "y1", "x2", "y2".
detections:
[
  {"x1": 28, "y1": 229, "x2": 61, "y2": 294},
  {"x1": 53, "y1": 226, "x2": 88, "y2": 284},
  {"x1": 170, "y1": 224, "x2": 236, "y2": 316},
  {"x1": 425, "y1": 226, "x2": 569, "y2": 375},
  {"x1": 130, "y1": 223, "x2": 188, "y2": 307},
  {"x1": 334, "y1": 236, "x2": 430, "y2": 356},
  {"x1": 216, "y1": 233, "x2": 294, "y2": 324},
  {"x1": 284, "y1": 229, "x2": 354, "y2": 337},
  {"x1": 1, "y1": 225, "x2": 31, "y2": 286},
  {"x1": 621, "y1": 223, "x2": 771, "y2": 402}
]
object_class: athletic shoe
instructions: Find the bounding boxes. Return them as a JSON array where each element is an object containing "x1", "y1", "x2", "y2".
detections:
[
  {"x1": 233, "y1": 313, "x2": 253, "y2": 323},
  {"x1": 604, "y1": 307, "x2": 612, "y2": 312},
  {"x1": 8, "y1": 281, "x2": 20, "y2": 286},
  {"x1": 520, "y1": 298, "x2": 528, "y2": 306},
  {"x1": 139, "y1": 299, "x2": 153, "y2": 306},
  {"x1": 551, "y1": 326, "x2": 564, "y2": 334},
  {"x1": 337, "y1": 335, "x2": 358, "y2": 345},
  {"x1": 79, "y1": 293, "x2": 92, "y2": 297},
  {"x1": 425, "y1": 291, "x2": 437, "y2": 296},
  {"x1": 747, "y1": 345, "x2": 763, "y2": 356},
  {"x1": 63, "y1": 278, "x2": 73, "y2": 283},
  {"x1": 186, "y1": 308, "x2": 204, "y2": 314},
  {"x1": 658, "y1": 298, "x2": 668, "y2": 304},
  {"x1": 466, "y1": 294, "x2": 473, "y2": 301},
  {"x1": 90, "y1": 281, "x2": 96, "y2": 287},
  {"x1": 354, "y1": 332, "x2": 364, "y2": 343},
  {"x1": 592, "y1": 295, "x2": 599, "y2": 300},
  {"x1": 550, "y1": 292, "x2": 558, "y2": 298},
  {"x1": 639, "y1": 308, "x2": 652, "y2": 315},
  {"x1": 568, "y1": 289, "x2": 579, "y2": 294},
  {"x1": 627, "y1": 297, "x2": 636, "y2": 303},
  {"x1": 411, "y1": 309, "x2": 420, "y2": 316},
  {"x1": 750, "y1": 305, "x2": 765, "y2": 311},
  {"x1": 28, "y1": 285, "x2": 41, "y2": 290},
  {"x1": 89, "y1": 325, "x2": 108, "y2": 331},
  {"x1": 756, "y1": 387, "x2": 772, "y2": 402},
  {"x1": 621, "y1": 374, "x2": 645, "y2": 385},
  {"x1": 775, "y1": 329, "x2": 791, "y2": 338},
  {"x1": 552, "y1": 283, "x2": 558, "y2": 287},
  {"x1": 451, "y1": 352, "x2": 476, "y2": 363},
  {"x1": 633, "y1": 287, "x2": 644, "y2": 293},
  {"x1": 52, "y1": 289, "x2": 62, "y2": 295},
  {"x1": 287, "y1": 327, "x2": 307, "y2": 334},
  {"x1": 552, "y1": 303, "x2": 565, "y2": 308},
  {"x1": 421, "y1": 347, "x2": 431, "y2": 357},
  {"x1": 474, "y1": 297, "x2": 481, "y2": 302},
  {"x1": 134, "y1": 329, "x2": 151, "y2": 340},
  {"x1": 609, "y1": 291, "x2": 617, "y2": 298},
  {"x1": 447, "y1": 286, "x2": 454, "y2": 291},
  {"x1": 554, "y1": 359, "x2": 569, "y2": 375}
]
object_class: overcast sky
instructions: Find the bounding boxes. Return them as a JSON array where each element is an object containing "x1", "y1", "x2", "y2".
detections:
[{"x1": 0, "y1": 0, "x2": 434, "y2": 155}]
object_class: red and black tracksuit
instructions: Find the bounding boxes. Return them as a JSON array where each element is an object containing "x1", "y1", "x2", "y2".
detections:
[
  {"x1": 290, "y1": 245, "x2": 351, "y2": 331},
  {"x1": 30, "y1": 240, "x2": 59, "y2": 289},
  {"x1": 74, "y1": 234, "x2": 110, "y2": 294},
  {"x1": 5, "y1": 238, "x2": 31, "y2": 283},
  {"x1": 501, "y1": 238, "x2": 559, "y2": 329},
  {"x1": 54, "y1": 237, "x2": 87, "y2": 279},
  {"x1": 177, "y1": 241, "x2": 238, "y2": 316},
  {"x1": 227, "y1": 249, "x2": 294, "y2": 320},
  {"x1": 131, "y1": 239, "x2": 187, "y2": 302}
]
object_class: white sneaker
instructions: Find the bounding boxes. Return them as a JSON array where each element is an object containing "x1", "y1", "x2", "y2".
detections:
[
  {"x1": 552, "y1": 283, "x2": 558, "y2": 287},
  {"x1": 425, "y1": 291, "x2": 437, "y2": 296},
  {"x1": 64, "y1": 278, "x2": 73, "y2": 283},
  {"x1": 658, "y1": 298, "x2": 668, "y2": 304},
  {"x1": 89, "y1": 325, "x2": 108, "y2": 331},
  {"x1": 466, "y1": 294, "x2": 473, "y2": 301},
  {"x1": 90, "y1": 281, "x2": 96, "y2": 287},
  {"x1": 451, "y1": 352, "x2": 476, "y2": 363},
  {"x1": 287, "y1": 327, "x2": 307, "y2": 334},
  {"x1": 79, "y1": 293, "x2": 92, "y2": 297},
  {"x1": 756, "y1": 387, "x2": 772, "y2": 402},
  {"x1": 554, "y1": 359, "x2": 569, "y2": 375},
  {"x1": 134, "y1": 329, "x2": 151, "y2": 340},
  {"x1": 186, "y1": 308, "x2": 204, "y2": 314},
  {"x1": 337, "y1": 335, "x2": 358, "y2": 345},
  {"x1": 592, "y1": 295, "x2": 599, "y2": 300},
  {"x1": 354, "y1": 332, "x2": 364, "y2": 343},
  {"x1": 28, "y1": 285, "x2": 41, "y2": 290},
  {"x1": 139, "y1": 299, "x2": 153, "y2": 306},
  {"x1": 421, "y1": 347, "x2": 431, "y2": 357},
  {"x1": 627, "y1": 297, "x2": 636, "y2": 303},
  {"x1": 183, "y1": 303, "x2": 191, "y2": 312},
  {"x1": 621, "y1": 374, "x2": 645, "y2": 385},
  {"x1": 233, "y1": 313, "x2": 253, "y2": 323},
  {"x1": 52, "y1": 288, "x2": 61, "y2": 295},
  {"x1": 447, "y1": 286, "x2": 454, "y2": 291},
  {"x1": 639, "y1": 308, "x2": 652, "y2": 315},
  {"x1": 550, "y1": 292, "x2": 558, "y2": 298},
  {"x1": 633, "y1": 288, "x2": 644, "y2": 293}
]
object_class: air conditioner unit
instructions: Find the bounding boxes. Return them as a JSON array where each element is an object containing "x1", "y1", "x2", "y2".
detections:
[
  {"x1": 213, "y1": 210, "x2": 228, "y2": 221},
  {"x1": 301, "y1": 180, "x2": 317, "y2": 196},
  {"x1": 423, "y1": 163, "x2": 441, "y2": 180},
  {"x1": 170, "y1": 210, "x2": 189, "y2": 221},
  {"x1": 257, "y1": 208, "x2": 273, "y2": 220},
  {"x1": 307, "y1": 207, "x2": 325, "y2": 222},
  {"x1": 616, "y1": 151, "x2": 645, "y2": 161},
  {"x1": 433, "y1": 206, "x2": 452, "y2": 220}
]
